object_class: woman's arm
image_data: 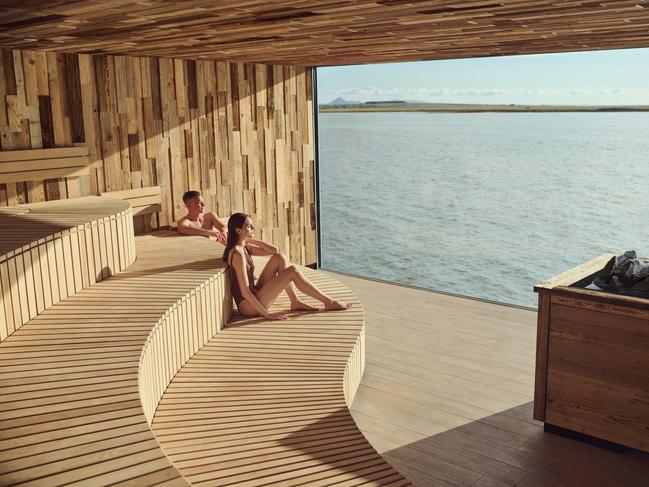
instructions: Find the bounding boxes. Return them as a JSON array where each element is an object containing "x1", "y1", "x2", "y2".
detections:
[
  {"x1": 245, "y1": 238, "x2": 279, "y2": 256},
  {"x1": 231, "y1": 250, "x2": 284, "y2": 319}
]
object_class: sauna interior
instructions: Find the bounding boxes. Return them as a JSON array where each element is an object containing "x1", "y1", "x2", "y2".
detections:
[{"x1": 1, "y1": 2, "x2": 649, "y2": 486}]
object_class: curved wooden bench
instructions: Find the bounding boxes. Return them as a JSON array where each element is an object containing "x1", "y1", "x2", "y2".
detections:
[
  {"x1": 0, "y1": 197, "x2": 135, "y2": 343},
  {"x1": 0, "y1": 233, "x2": 230, "y2": 486},
  {"x1": 1, "y1": 198, "x2": 408, "y2": 485},
  {"x1": 151, "y1": 260, "x2": 411, "y2": 487}
]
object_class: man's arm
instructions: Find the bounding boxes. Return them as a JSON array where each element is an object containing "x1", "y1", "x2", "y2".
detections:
[
  {"x1": 206, "y1": 212, "x2": 226, "y2": 232},
  {"x1": 177, "y1": 219, "x2": 222, "y2": 239}
]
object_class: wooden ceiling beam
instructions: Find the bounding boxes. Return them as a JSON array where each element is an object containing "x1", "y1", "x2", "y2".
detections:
[{"x1": 0, "y1": 1, "x2": 647, "y2": 66}]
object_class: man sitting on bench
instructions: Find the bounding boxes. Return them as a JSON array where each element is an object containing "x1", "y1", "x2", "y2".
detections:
[{"x1": 177, "y1": 190, "x2": 227, "y2": 245}]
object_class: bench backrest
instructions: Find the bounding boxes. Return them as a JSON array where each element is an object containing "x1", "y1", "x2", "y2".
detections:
[
  {"x1": 100, "y1": 186, "x2": 162, "y2": 217},
  {"x1": 0, "y1": 147, "x2": 90, "y2": 183}
]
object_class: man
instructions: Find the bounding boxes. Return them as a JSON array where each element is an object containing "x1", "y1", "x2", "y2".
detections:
[{"x1": 177, "y1": 190, "x2": 227, "y2": 245}]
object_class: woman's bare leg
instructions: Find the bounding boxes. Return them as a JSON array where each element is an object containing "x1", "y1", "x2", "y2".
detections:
[
  {"x1": 256, "y1": 254, "x2": 316, "y2": 311},
  {"x1": 253, "y1": 266, "x2": 350, "y2": 311}
]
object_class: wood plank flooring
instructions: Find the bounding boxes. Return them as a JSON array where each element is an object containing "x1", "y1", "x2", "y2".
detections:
[
  {"x1": 152, "y1": 266, "x2": 410, "y2": 487},
  {"x1": 331, "y1": 273, "x2": 649, "y2": 487},
  {"x1": 0, "y1": 233, "x2": 226, "y2": 486}
]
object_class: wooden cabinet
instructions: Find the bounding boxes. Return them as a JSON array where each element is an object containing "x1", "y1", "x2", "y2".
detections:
[{"x1": 534, "y1": 253, "x2": 649, "y2": 453}]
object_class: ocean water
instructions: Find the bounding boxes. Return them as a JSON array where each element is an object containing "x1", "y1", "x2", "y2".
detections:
[{"x1": 318, "y1": 112, "x2": 649, "y2": 308}]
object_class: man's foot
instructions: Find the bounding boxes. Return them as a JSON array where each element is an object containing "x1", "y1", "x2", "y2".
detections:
[
  {"x1": 290, "y1": 300, "x2": 319, "y2": 312},
  {"x1": 324, "y1": 300, "x2": 351, "y2": 311}
]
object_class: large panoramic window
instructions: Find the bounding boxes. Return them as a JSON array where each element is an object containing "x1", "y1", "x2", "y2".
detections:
[{"x1": 316, "y1": 49, "x2": 649, "y2": 308}]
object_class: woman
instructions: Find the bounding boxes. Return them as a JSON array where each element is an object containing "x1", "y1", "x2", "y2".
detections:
[{"x1": 223, "y1": 213, "x2": 350, "y2": 321}]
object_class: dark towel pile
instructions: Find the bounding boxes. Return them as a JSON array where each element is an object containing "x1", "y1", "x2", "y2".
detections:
[{"x1": 594, "y1": 250, "x2": 649, "y2": 292}]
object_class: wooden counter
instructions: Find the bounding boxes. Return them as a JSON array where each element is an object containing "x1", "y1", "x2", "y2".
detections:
[{"x1": 534, "y1": 253, "x2": 649, "y2": 453}]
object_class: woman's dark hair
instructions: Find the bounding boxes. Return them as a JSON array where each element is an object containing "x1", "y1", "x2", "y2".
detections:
[{"x1": 223, "y1": 212, "x2": 249, "y2": 262}]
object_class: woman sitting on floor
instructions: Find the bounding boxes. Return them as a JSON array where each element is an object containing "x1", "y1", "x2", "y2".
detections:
[{"x1": 223, "y1": 213, "x2": 350, "y2": 321}]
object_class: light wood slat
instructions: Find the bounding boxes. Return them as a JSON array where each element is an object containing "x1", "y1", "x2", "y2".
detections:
[
  {"x1": 101, "y1": 186, "x2": 161, "y2": 200},
  {"x1": 1, "y1": 47, "x2": 316, "y2": 266},
  {"x1": 0, "y1": 2, "x2": 647, "y2": 66},
  {"x1": 0, "y1": 268, "x2": 8, "y2": 341},
  {"x1": 101, "y1": 187, "x2": 163, "y2": 218},
  {"x1": 0, "y1": 147, "x2": 90, "y2": 184},
  {"x1": 0, "y1": 156, "x2": 89, "y2": 174},
  {"x1": 109, "y1": 467, "x2": 186, "y2": 487},
  {"x1": 0, "y1": 147, "x2": 88, "y2": 162},
  {"x1": 534, "y1": 253, "x2": 615, "y2": 291},
  {"x1": 0, "y1": 166, "x2": 89, "y2": 184},
  {"x1": 152, "y1": 259, "x2": 410, "y2": 486}
]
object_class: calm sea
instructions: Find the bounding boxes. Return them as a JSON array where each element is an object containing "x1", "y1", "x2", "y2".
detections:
[{"x1": 318, "y1": 112, "x2": 649, "y2": 308}]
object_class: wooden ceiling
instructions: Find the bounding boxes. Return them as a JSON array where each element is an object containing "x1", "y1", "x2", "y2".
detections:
[{"x1": 0, "y1": 1, "x2": 648, "y2": 66}]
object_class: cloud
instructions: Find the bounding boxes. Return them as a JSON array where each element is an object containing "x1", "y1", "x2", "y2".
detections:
[{"x1": 320, "y1": 86, "x2": 649, "y2": 103}]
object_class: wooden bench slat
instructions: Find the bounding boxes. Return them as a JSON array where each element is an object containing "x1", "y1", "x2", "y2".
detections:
[
  {"x1": 0, "y1": 147, "x2": 88, "y2": 163},
  {"x1": 128, "y1": 195, "x2": 164, "y2": 207},
  {"x1": 1, "y1": 409, "x2": 145, "y2": 447},
  {"x1": 0, "y1": 166, "x2": 90, "y2": 183},
  {"x1": 1, "y1": 430, "x2": 155, "y2": 474},
  {"x1": 0, "y1": 156, "x2": 90, "y2": 174},
  {"x1": 101, "y1": 186, "x2": 161, "y2": 199},
  {"x1": 14, "y1": 447, "x2": 167, "y2": 487},
  {"x1": 0, "y1": 147, "x2": 91, "y2": 184},
  {"x1": 132, "y1": 203, "x2": 163, "y2": 217},
  {"x1": 110, "y1": 467, "x2": 186, "y2": 487},
  {"x1": 101, "y1": 186, "x2": 163, "y2": 219}
]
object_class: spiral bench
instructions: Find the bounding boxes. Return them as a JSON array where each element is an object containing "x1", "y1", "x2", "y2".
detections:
[
  {"x1": 151, "y1": 259, "x2": 410, "y2": 487},
  {"x1": 0, "y1": 198, "x2": 409, "y2": 486},
  {"x1": 0, "y1": 197, "x2": 135, "y2": 342},
  {"x1": 0, "y1": 198, "x2": 229, "y2": 486}
]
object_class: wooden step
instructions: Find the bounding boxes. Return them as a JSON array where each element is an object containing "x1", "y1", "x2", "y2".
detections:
[
  {"x1": 0, "y1": 232, "x2": 231, "y2": 486},
  {"x1": 152, "y1": 261, "x2": 411, "y2": 486},
  {"x1": 1, "y1": 196, "x2": 135, "y2": 343}
]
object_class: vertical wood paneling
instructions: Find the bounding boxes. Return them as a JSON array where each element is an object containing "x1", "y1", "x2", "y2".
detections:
[{"x1": 1, "y1": 47, "x2": 316, "y2": 264}]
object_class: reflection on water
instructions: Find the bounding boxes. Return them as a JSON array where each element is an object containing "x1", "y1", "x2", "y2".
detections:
[{"x1": 319, "y1": 111, "x2": 649, "y2": 308}]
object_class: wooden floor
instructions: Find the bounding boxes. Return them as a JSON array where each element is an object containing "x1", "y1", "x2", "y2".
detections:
[
  {"x1": 331, "y1": 273, "x2": 649, "y2": 487},
  {"x1": 0, "y1": 233, "x2": 227, "y2": 486},
  {"x1": 152, "y1": 266, "x2": 410, "y2": 487}
]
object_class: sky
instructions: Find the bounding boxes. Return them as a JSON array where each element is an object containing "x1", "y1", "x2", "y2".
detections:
[{"x1": 317, "y1": 48, "x2": 649, "y2": 105}]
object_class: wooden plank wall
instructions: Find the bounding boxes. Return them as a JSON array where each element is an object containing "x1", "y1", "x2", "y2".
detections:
[{"x1": 0, "y1": 48, "x2": 317, "y2": 265}]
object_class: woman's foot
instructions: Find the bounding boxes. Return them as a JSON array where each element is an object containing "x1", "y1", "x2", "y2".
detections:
[
  {"x1": 290, "y1": 300, "x2": 319, "y2": 312},
  {"x1": 324, "y1": 299, "x2": 351, "y2": 311}
]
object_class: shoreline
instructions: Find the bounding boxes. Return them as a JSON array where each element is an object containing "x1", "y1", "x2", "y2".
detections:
[{"x1": 319, "y1": 103, "x2": 649, "y2": 113}]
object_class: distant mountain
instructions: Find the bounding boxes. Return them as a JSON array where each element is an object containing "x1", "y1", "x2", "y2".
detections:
[
  {"x1": 364, "y1": 100, "x2": 407, "y2": 104},
  {"x1": 329, "y1": 97, "x2": 361, "y2": 105}
]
